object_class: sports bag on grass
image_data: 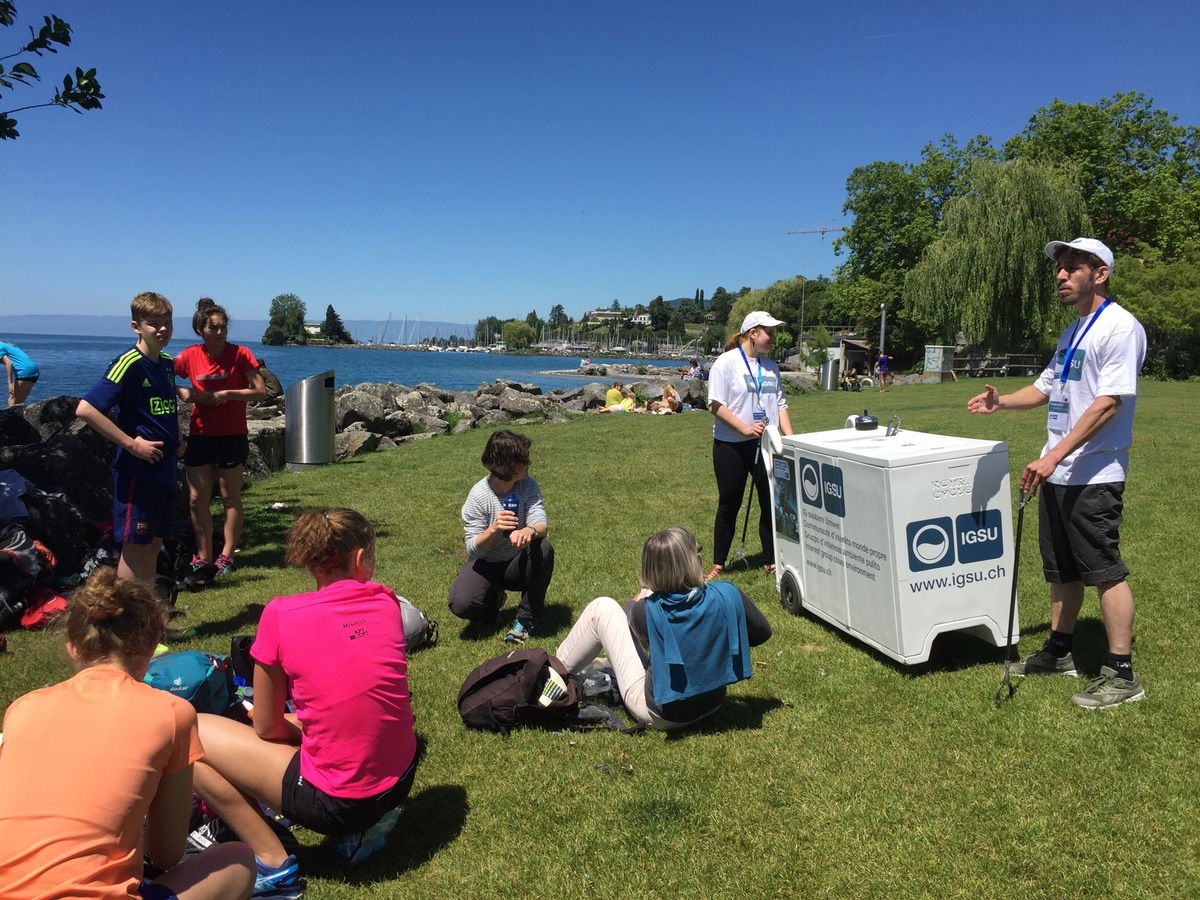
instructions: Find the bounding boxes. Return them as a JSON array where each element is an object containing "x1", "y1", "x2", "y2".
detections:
[{"x1": 144, "y1": 650, "x2": 234, "y2": 714}]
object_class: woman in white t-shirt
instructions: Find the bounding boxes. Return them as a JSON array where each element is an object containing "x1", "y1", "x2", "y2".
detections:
[{"x1": 705, "y1": 312, "x2": 794, "y2": 579}]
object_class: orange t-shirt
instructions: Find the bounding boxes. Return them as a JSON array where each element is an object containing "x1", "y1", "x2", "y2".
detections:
[{"x1": 0, "y1": 666, "x2": 202, "y2": 899}]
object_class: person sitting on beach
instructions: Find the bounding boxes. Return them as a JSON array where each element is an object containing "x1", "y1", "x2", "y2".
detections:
[
  {"x1": 448, "y1": 430, "x2": 554, "y2": 643},
  {"x1": 555, "y1": 526, "x2": 772, "y2": 730},
  {"x1": 191, "y1": 508, "x2": 419, "y2": 892},
  {"x1": 598, "y1": 386, "x2": 638, "y2": 413},
  {"x1": 0, "y1": 340, "x2": 40, "y2": 407},
  {"x1": 604, "y1": 380, "x2": 624, "y2": 407},
  {"x1": 650, "y1": 384, "x2": 682, "y2": 414},
  {"x1": 0, "y1": 567, "x2": 256, "y2": 900},
  {"x1": 681, "y1": 359, "x2": 702, "y2": 381}
]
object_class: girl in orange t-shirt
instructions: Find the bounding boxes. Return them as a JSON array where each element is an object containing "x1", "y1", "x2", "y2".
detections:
[{"x1": 0, "y1": 568, "x2": 254, "y2": 900}]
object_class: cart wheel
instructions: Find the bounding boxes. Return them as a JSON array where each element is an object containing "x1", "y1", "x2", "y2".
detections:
[{"x1": 780, "y1": 571, "x2": 804, "y2": 616}]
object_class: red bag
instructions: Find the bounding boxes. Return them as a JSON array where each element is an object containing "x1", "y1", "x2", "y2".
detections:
[{"x1": 20, "y1": 588, "x2": 68, "y2": 629}]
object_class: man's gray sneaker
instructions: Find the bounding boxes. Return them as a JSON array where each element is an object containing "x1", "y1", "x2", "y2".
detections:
[
  {"x1": 1071, "y1": 666, "x2": 1146, "y2": 709},
  {"x1": 1011, "y1": 649, "x2": 1078, "y2": 677}
]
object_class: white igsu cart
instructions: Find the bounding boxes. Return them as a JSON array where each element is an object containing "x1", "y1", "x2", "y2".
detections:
[{"x1": 763, "y1": 423, "x2": 1017, "y2": 664}]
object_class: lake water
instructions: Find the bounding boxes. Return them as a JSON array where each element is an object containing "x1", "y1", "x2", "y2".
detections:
[{"x1": 5, "y1": 333, "x2": 661, "y2": 400}]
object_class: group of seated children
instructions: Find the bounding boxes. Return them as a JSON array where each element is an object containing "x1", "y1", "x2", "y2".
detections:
[
  {"x1": 1, "y1": 324, "x2": 767, "y2": 897},
  {"x1": 0, "y1": 508, "x2": 417, "y2": 899},
  {"x1": 446, "y1": 430, "x2": 772, "y2": 729}
]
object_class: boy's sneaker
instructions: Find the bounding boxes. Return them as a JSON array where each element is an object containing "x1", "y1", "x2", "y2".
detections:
[
  {"x1": 1071, "y1": 666, "x2": 1146, "y2": 709},
  {"x1": 333, "y1": 807, "x2": 400, "y2": 864},
  {"x1": 504, "y1": 618, "x2": 532, "y2": 643},
  {"x1": 253, "y1": 854, "x2": 303, "y2": 898},
  {"x1": 214, "y1": 554, "x2": 236, "y2": 576},
  {"x1": 1010, "y1": 649, "x2": 1078, "y2": 677},
  {"x1": 182, "y1": 556, "x2": 219, "y2": 592}
]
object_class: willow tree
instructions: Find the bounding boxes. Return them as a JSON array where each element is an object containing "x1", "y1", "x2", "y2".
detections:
[{"x1": 905, "y1": 158, "x2": 1089, "y2": 350}]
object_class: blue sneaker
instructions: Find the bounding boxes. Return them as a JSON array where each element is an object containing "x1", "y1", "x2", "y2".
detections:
[
  {"x1": 504, "y1": 618, "x2": 532, "y2": 644},
  {"x1": 333, "y1": 807, "x2": 400, "y2": 864},
  {"x1": 254, "y1": 854, "x2": 303, "y2": 898}
]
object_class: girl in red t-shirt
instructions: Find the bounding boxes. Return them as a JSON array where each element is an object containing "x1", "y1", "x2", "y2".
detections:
[{"x1": 174, "y1": 299, "x2": 266, "y2": 587}]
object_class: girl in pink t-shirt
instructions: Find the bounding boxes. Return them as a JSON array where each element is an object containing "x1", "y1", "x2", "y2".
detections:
[
  {"x1": 193, "y1": 509, "x2": 418, "y2": 889},
  {"x1": 0, "y1": 568, "x2": 254, "y2": 900}
]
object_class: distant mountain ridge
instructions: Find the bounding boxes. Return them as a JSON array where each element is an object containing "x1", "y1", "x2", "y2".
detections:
[{"x1": 0, "y1": 315, "x2": 474, "y2": 344}]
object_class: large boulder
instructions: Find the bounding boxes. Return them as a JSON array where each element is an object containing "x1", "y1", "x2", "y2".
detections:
[
  {"x1": 0, "y1": 406, "x2": 42, "y2": 446},
  {"x1": 336, "y1": 389, "x2": 391, "y2": 433},
  {"x1": 335, "y1": 431, "x2": 382, "y2": 460}
]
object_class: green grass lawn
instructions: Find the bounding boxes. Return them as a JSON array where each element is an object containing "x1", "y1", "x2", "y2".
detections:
[{"x1": 3, "y1": 378, "x2": 1198, "y2": 898}]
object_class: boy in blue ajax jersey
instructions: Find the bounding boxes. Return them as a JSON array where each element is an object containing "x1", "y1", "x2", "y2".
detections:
[{"x1": 76, "y1": 292, "x2": 180, "y2": 586}]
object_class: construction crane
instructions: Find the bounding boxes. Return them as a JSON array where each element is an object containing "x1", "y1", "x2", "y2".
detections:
[{"x1": 786, "y1": 226, "x2": 847, "y2": 238}]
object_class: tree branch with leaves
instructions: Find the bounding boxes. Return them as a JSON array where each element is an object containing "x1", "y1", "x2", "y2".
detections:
[{"x1": 0, "y1": 1, "x2": 103, "y2": 140}]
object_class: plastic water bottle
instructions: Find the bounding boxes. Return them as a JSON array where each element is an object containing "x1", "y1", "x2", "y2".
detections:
[
  {"x1": 582, "y1": 670, "x2": 613, "y2": 698},
  {"x1": 501, "y1": 490, "x2": 519, "y2": 516}
]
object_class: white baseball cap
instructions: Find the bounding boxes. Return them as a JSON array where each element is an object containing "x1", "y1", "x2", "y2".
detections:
[
  {"x1": 740, "y1": 311, "x2": 785, "y2": 334},
  {"x1": 1044, "y1": 237, "x2": 1114, "y2": 272}
]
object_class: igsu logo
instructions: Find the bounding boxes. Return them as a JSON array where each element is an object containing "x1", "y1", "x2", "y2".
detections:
[
  {"x1": 955, "y1": 509, "x2": 1003, "y2": 563},
  {"x1": 906, "y1": 518, "x2": 954, "y2": 571},
  {"x1": 798, "y1": 458, "x2": 845, "y2": 518},
  {"x1": 799, "y1": 458, "x2": 822, "y2": 508},
  {"x1": 906, "y1": 509, "x2": 1004, "y2": 572}
]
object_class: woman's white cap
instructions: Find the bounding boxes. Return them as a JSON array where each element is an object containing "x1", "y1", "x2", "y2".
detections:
[{"x1": 740, "y1": 311, "x2": 785, "y2": 334}]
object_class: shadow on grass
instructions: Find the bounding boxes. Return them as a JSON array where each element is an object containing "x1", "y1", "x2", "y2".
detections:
[
  {"x1": 302, "y1": 783, "x2": 469, "y2": 884},
  {"x1": 190, "y1": 602, "x2": 268, "y2": 639},
  {"x1": 455, "y1": 601, "x2": 574, "y2": 643},
  {"x1": 664, "y1": 695, "x2": 784, "y2": 739}
]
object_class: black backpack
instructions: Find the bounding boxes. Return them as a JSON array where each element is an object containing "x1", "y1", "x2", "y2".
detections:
[
  {"x1": 458, "y1": 648, "x2": 581, "y2": 734},
  {"x1": 458, "y1": 648, "x2": 642, "y2": 735}
]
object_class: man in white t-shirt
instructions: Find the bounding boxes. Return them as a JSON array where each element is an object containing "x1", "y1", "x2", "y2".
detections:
[{"x1": 967, "y1": 237, "x2": 1147, "y2": 709}]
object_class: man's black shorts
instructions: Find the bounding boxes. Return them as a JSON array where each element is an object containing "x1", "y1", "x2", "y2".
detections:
[
  {"x1": 1038, "y1": 481, "x2": 1129, "y2": 586},
  {"x1": 183, "y1": 434, "x2": 249, "y2": 469}
]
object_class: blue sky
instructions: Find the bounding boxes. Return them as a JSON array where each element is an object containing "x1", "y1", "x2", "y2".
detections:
[{"x1": 3, "y1": 0, "x2": 1198, "y2": 328}]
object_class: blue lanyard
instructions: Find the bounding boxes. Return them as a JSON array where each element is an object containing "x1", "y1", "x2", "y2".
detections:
[
  {"x1": 738, "y1": 347, "x2": 763, "y2": 397},
  {"x1": 1059, "y1": 298, "x2": 1111, "y2": 384}
]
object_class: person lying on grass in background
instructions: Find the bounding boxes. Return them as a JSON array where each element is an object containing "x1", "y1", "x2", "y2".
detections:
[
  {"x1": 0, "y1": 567, "x2": 255, "y2": 900},
  {"x1": 192, "y1": 508, "x2": 419, "y2": 896},
  {"x1": 555, "y1": 526, "x2": 772, "y2": 730}
]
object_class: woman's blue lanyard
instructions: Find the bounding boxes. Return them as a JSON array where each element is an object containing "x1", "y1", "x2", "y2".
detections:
[
  {"x1": 738, "y1": 346, "x2": 764, "y2": 409},
  {"x1": 1059, "y1": 298, "x2": 1111, "y2": 385}
]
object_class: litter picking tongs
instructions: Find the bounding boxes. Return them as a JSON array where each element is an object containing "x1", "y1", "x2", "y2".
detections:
[{"x1": 994, "y1": 490, "x2": 1033, "y2": 707}]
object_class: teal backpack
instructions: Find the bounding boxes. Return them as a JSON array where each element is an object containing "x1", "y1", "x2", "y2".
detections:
[{"x1": 144, "y1": 650, "x2": 234, "y2": 714}]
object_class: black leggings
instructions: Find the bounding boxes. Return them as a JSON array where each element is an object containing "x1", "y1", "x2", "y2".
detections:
[{"x1": 712, "y1": 439, "x2": 773, "y2": 567}]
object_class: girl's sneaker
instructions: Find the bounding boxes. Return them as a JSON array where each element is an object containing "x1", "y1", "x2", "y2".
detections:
[
  {"x1": 253, "y1": 854, "x2": 303, "y2": 898},
  {"x1": 214, "y1": 554, "x2": 236, "y2": 576},
  {"x1": 333, "y1": 808, "x2": 400, "y2": 865}
]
